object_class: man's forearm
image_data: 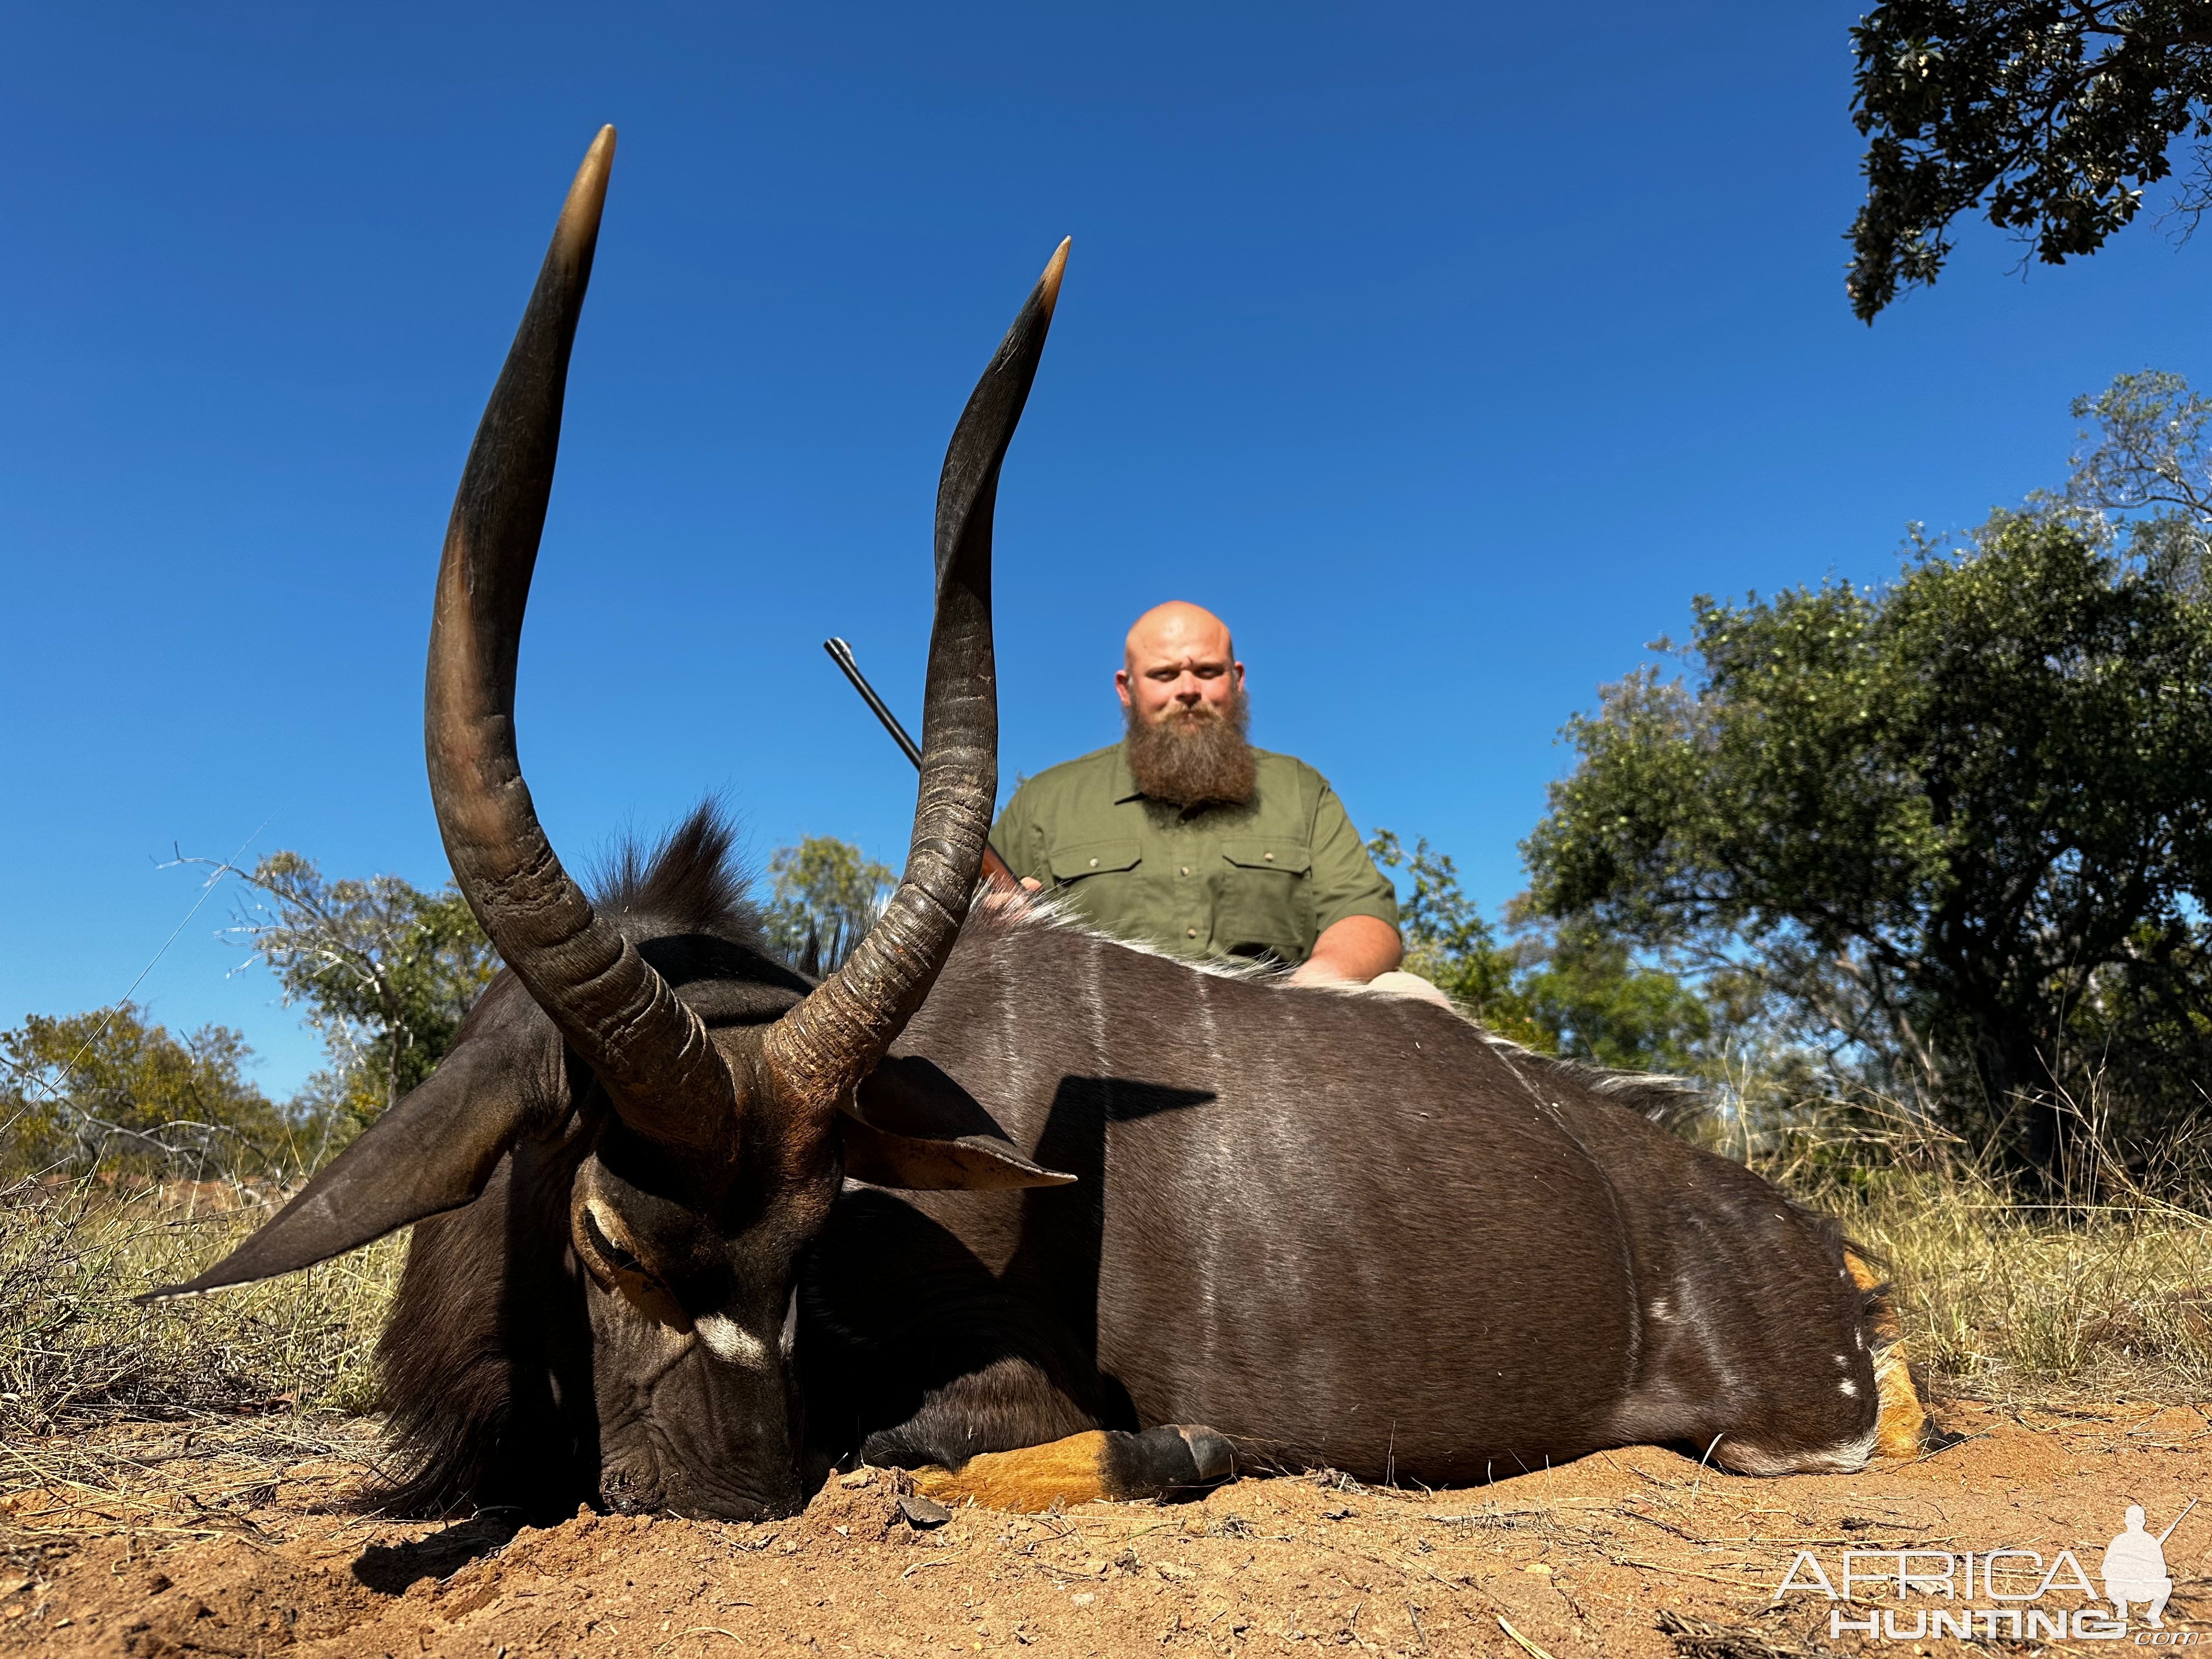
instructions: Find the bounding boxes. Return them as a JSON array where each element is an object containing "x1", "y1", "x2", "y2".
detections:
[{"x1": 1288, "y1": 915, "x2": 1402, "y2": 986}]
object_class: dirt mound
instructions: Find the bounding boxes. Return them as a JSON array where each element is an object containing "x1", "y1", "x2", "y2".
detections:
[{"x1": 3, "y1": 1402, "x2": 2207, "y2": 1656}]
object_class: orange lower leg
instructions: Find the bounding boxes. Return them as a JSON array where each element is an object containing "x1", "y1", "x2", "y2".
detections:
[
  {"x1": 910, "y1": 1430, "x2": 1116, "y2": 1512},
  {"x1": 1844, "y1": 1249, "x2": 1931, "y2": 1457},
  {"x1": 909, "y1": 1424, "x2": 1233, "y2": 1512}
]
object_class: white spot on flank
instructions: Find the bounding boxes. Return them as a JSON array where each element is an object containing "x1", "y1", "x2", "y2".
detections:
[
  {"x1": 695, "y1": 1313, "x2": 771, "y2": 1370},
  {"x1": 1648, "y1": 1298, "x2": 1673, "y2": 1324},
  {"x1": 1834, "y1": 1352, "x2": 1849, "y2": 1368},
  {"x1": 1839, "y1": 1379, "x2": 1859, "y2": 1398}
]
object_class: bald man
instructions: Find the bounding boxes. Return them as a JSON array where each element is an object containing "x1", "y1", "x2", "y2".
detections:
[{"x1": 990, "y1": 601, "x2": 1404, "y2": 985}]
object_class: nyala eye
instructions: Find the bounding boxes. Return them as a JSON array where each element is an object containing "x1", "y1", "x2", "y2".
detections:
[
  {"x1": 583, "y1": 1207, "x2": 647, "y2": 1277},
  {"x1": 577, "y1": 1204, "x2": 691, "y2": 1331}
]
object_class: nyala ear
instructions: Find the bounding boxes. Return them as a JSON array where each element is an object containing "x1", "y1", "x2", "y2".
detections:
[
  {"x1": 139, "y1": 978, "x2": 558, "y2": 1301},
  {"x1": 840, "y1": 1054, "x2": 1075, "y2": 1192}
]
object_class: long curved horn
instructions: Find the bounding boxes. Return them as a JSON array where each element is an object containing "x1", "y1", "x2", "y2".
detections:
[
  {"x1": 426, "y1": 126, "x2": 735, "y2": 1147},
  {"x1": 765, "y1": 240, "x2": 1068, "y2": 1109}
]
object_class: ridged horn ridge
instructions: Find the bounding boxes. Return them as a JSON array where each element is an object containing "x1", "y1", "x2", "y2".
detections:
[{"x1": 764, "y1": 240, "x2": 1069, "y2": 1108}]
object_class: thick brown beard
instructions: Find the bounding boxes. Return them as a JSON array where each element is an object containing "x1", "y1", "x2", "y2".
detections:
[{"x1": 1124, "y1": 690, "x2": 1257, "y2": 809}]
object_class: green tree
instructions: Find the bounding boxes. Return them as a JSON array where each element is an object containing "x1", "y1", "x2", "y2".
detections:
[
  {"x1": 0, "y1": 1005, "x2": 293, "y2": 1179},
  {"x1": 217, "y1": 853, "x2": 498, "y2": 1130},
  {"x1": 2067, "y1": 370, "x2": 2212, "y2": 597},
  {"x1": 1365, "y1": 832, "x2": 1710, "y2": 1072},
  {"x1": 1848, "y1": 2, "x2": 2212, "y2": 320},
  {"x1": 764, "y1": 837, "x2": 896, "y2": 967},
  {"x1": 1513, "y1": 921, "x2": 1713, "y2": 1076},
  {"x1": 1524, "y1": 430, "x2": 2212, "y2": 1171}
]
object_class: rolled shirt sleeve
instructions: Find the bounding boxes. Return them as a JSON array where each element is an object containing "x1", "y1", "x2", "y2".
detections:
[
  {"x1": 989, "y1": 790, "x2": 1048, "y2": 887},
  {"x1": 1306, "y1": 782, "x2": 1400, "y2": 936}
]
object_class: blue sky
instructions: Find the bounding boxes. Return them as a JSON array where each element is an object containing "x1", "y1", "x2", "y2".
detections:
[{"x1": 5, "y1": 3, "x2": 2207, "y2": 1098}]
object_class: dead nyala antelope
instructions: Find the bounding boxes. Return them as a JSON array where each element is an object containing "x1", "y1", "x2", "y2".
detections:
[{"x1": 152, "y1": 126, "x2": 1939, "y2": 1521}]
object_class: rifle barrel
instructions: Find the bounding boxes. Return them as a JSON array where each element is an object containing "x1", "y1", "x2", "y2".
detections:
[
  {"x1": 2157, "y1": 1497, "x2": 2198, "y2": 1545},
  {"x1": 822, "y1": 637, "x2": 1019, "y2": 889},
  {"x1": 824, "y1": 637, "x2": 924, "y2": 769}
]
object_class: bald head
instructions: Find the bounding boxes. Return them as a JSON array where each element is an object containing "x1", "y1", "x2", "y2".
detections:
[
  {"x1": 1125, "y1": 600, "x2": 1233, "y2": 665},
  {"x1": 1116, "y1": 601, "x2": 1244, "y2": 725}
]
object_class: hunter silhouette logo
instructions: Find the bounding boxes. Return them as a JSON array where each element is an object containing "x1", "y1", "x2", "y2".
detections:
[
  {"x1": 1771, "y1": 1498, "x2": 2199, "y2": 1643},
  {"x1": 2104, "y1": 1502, "x2": 2194, "y2": 1629}
]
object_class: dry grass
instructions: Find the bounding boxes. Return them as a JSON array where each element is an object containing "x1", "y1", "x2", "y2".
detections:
[
  {"x1": 1736, "y1": 1086, "x2": 2212, "y2": 1404},
  {"x1": 0, "y1": 1176, "x2": 400, "y2": 1438},
  {"x1": 1834, "y1": 1173, "x2": 2212, "y2": 1401}
]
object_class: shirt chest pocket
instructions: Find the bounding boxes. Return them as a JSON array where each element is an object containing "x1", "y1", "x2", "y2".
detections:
[
  {"x1": 1045, "y1": 837, "x2": 1144, "y2": 933},
  {"x1": 1048, "y1": 838, "x2": 1143, "y2": 883},
  {"x1": 1040, "y1": 836, "x2": 1132, "y2": 902},
  {"x1": 1214, "y1": 838, "x2": 1316, "y2": 963}
]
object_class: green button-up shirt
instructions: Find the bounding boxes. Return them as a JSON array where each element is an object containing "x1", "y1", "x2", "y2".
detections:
[{"x1": 989, "y1": 743, "x2": 1399, "y2": 967}]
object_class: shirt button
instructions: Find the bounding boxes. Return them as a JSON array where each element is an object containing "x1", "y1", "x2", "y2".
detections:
[
  {"x1": 1180, "y1": 866, "x2": 1190, "y2": 876},
  {"x1": 1186, "y1": 927, "x2": 1198, "y2": 938},
  {"x1": 1088, "y1": 857, "x2": 1099, "y2": 868},
  {"x1": 1263, "y1": 851, "x2": 1275, "y2": 861}
]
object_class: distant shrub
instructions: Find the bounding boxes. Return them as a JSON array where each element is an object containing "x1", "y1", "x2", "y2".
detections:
[{"x1": 0, "y1": 1003, "x2": 322, "y2": 1182}]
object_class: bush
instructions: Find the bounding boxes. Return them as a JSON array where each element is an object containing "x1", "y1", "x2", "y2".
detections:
[
  {"x1": 0, "y1": 1005, "x2": 324, "y2": 1182},
  {"x1": 765, "y1": 836, "x2": 894, "y2": 967},
  {"x1": 219, "y1": 851, "x2": 497, "y2": 1132}
]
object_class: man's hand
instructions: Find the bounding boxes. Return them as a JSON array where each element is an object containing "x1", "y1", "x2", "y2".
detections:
[{"x1": 1286, "y1": 915, "x2": 1402, "y2": 987}]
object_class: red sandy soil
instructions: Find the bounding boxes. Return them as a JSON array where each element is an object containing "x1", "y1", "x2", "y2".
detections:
[{"x1": 1, "y1": 1401, "x2": 2206, "y2": 1658}]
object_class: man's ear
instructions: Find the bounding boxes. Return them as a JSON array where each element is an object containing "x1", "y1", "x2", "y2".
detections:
[
  {"x1": 841, "y1": 1054, "x2": 1075, "y2": 1192},
  {"x1": 140, "y1": 978, "x2": 558, "y2": 1300}
]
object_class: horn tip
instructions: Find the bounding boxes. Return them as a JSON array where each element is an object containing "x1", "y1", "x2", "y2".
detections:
[
  {"x1": 1038, "y1": 238, "x2": 1071, "y2": 317},
  {"x1": 575, "y1": 125, "x2": 617, "y2": 183},
  {"x1": 558, "y1": 126, "x2": 619, "y2": 245},
  {"x1": 575, "y1": 123, "x2": 618, "y2": 188}
]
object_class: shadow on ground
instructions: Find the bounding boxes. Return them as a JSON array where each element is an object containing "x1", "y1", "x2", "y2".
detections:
[{"x1": 350, "y1": 1511, "x2": 522, "y2": 1594}]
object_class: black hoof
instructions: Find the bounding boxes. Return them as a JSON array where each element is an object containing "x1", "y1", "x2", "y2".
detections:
[
  {"x1": 1177, "y1": 1425, "x2": 1235, "y2": 1483},
  {"x1": 1105, "y1": 1423, "x2": 1237, "y2": 1502}
]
